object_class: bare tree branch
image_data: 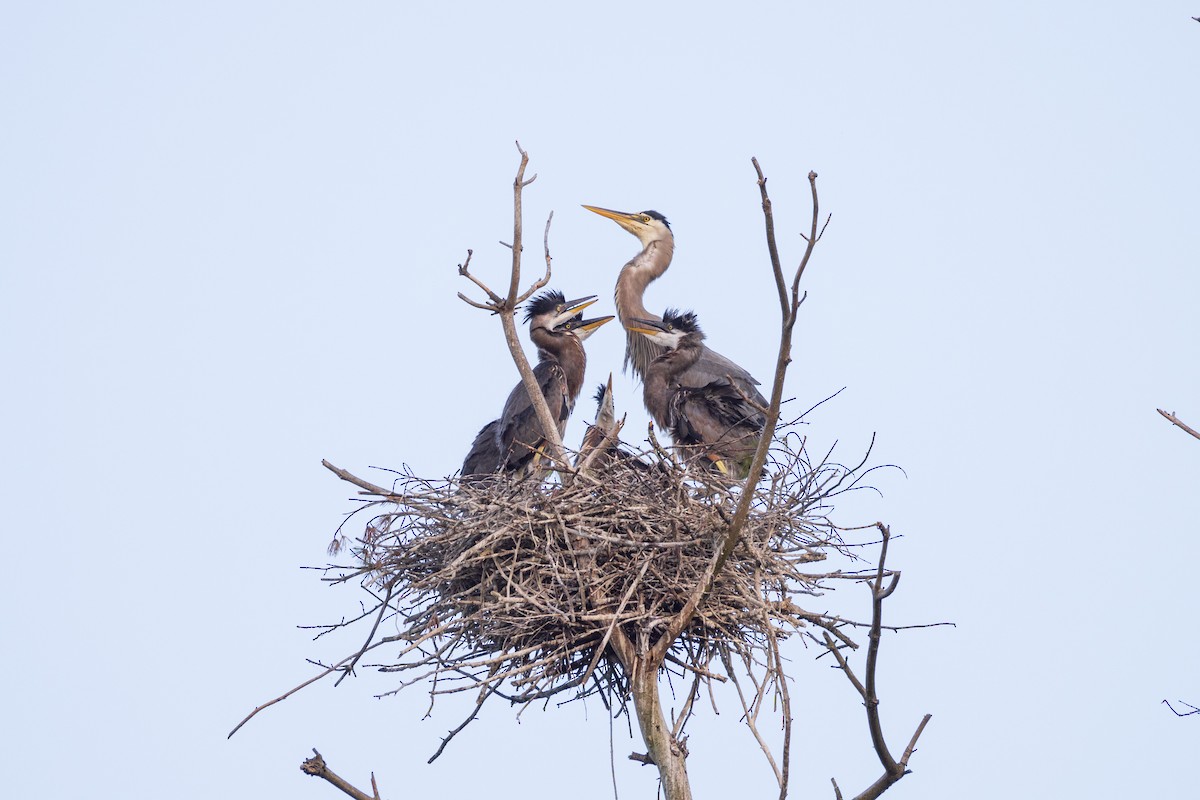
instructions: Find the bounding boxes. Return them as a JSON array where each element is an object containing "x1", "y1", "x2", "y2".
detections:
[
  {"x1": 1163, "y1": 699, "x2": 1200, "y2": 716},
  {"x1": 822, "y1": 524, "x2": 932, "y2": 800},
  {"x1": 651, "y1": 163, "x2": 823, "y2": 665},
  {"x1": 1156, "y1": 408, "x2": 1200, "y2": 441},
  {"x1": 321, "y1": 459, "x2": 397, "y2": 498},
  {"x1": 428, "y1": 678, "x2": 501, "y2": 763},
  {"x1": 452, "y1": 143, "x2": 570, "y2": 471},
  {"x1": 300, "y1": 749, "x2": 382, "y2": 800},
  {"x1": 228, "y1": 637, "x2": 400, "y2": 739},
  {"x1": 456, "y1": 249, "x2": 502, "y2": 307}
]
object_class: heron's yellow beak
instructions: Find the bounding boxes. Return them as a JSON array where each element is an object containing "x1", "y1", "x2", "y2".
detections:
[
  {"x1": 574, "y1": 315, "x2": 615, "y2": 335},
  {"x1": 581, "y1": 204, "x2": 652, "y2": 238},
  {"x1": 625, "y1": 317, "x2": 669, "y2": 337},
  {"x1": 582, "y1": 204, "x2": 637, "y2": 222},
  {"x1": 549, "y1": 296, "x2": 599, "y2": 328}
]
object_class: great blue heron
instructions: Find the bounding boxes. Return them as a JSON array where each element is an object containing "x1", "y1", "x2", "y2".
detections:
[
  {"x1": 581, "y1": 205, "x2": 767, "y2": 412},
  {"x1": 627, "y1": 310, "x2": 765, "y2": 478},
  {"x1": 461, "y1": 291, "x2": 614, "y2": 478}
]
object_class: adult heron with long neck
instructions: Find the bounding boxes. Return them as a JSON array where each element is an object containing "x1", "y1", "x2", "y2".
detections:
[
  {"x1": 461, "y1": 291, "x2": 614, "y2": 477},
  {"x1": 581, "y1": 205, "x2": 766, "y2": 412},
  {"x1": 627, "y1": 310, "x2": 764, "y2": 478}
]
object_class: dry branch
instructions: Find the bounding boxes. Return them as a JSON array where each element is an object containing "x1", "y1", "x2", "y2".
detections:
[
  {"x1": 823, "y1": 524, "x2": 931, "y2": 800},
  {"x1": 1156, "y1": 408, "x2": 1200, "y2": 441},
  {"x1": 1162, "y1": 699, "x2": 1200, "y2": 716},
  {"x1": 300, "y1": 749, "x2": 381, "y2": 800},
  {"x1": 455, "y1": 142, "x2": 569, "y2": 471}
]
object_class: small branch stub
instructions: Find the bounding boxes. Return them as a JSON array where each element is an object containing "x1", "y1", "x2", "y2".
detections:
[{"x1": 300, "y1": 749, "x2": 381, "y2": 800}]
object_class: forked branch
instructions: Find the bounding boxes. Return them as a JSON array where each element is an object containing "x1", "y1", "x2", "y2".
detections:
[
  {"x1": 455, "y1": 142, "x2": 568, "y2": 469},
  {"x1": 653, "y1": 162, "x2": 821, "y2": 663},
  {"x1": 824, "y1": 523, "x2": 931, "y2": 800}
]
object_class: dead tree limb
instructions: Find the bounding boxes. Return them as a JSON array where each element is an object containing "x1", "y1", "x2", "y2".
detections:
[
  {"x1": 455, "y1": 141, "x2": 568, "y2": 471},
  {"x1": 652, "y1": 162, "x2": 823, "y2": 665},
  {"x1": 1162, "y1": 699, "x2": 1200, "y2": 716},
  {"x1": 1156, "y1": 408, "x2": 1200, "y2": 441},
  {"x1": 824, "y1": 524, "x2": 932, "y2": 800},
  {"x1": 300, "y1": 749, "x2": 382, "y2": 800}
]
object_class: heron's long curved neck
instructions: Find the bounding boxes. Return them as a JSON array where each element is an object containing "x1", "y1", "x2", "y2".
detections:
[
  {"x1": 532, "y1": 330, "x2": 588, "y2": 403},
  {"x1": 615, "y1": 237, "x2": 675, "y2": 380},
  {"x1": 615, "y1": 238, "x2": 675, "y2": 323}
]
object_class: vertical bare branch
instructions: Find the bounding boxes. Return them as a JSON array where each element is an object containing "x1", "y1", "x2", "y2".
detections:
[
  {"x1": 766, "y1": 620, "x2": 793, "y2": 800},
  {"x1": 506, "y1": 143, "x2": 534, "y2": 305},
  {"x1": 652, "y1": 163, "x2": 821, "y2": 664},
  {"x1": 824, "y1": 524, "x2": 932, "y2": 800},
  {"x1": 720, "y1": 646, "x2": 783, "y2": 789},
  {"x1": 455, "y1": 142, "x2": 568, "y2": 471}
]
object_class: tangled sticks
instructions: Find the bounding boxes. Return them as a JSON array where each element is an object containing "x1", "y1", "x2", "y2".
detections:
[{"x1": 319, "y1": 430, "x2": 860, "y2": 721}]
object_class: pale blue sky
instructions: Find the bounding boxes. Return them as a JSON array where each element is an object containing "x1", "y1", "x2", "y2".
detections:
[{"x1": 3, "y1": 3, "x2": 1198, "y2": 798}]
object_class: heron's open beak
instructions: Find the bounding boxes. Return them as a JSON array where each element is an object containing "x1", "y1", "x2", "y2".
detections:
[
  {"x1": 582, "y1": 205, "x2": 647, "y2": 237},
  {"x1": 550, "y1": 295, "x2": 599, "y2": 328},
  {"x1": 571, "y1": 315, "x2": 615, "y2": 341},
  {"x1": 625, "y1": 317, "x2": 670, "y2": 336}
]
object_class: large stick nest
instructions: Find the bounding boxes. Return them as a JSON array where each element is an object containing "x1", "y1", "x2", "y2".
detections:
[{"x1": 321, "y1": 428, "x2": 871, "y2": 711}]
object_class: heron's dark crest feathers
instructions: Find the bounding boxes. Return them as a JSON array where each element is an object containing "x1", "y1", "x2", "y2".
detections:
[
  {"x1": 660, "y1": 308, "x2": 701, "y2": 335},
  {"x1": 524, "y1": 289, "x2": 567, "y2": 323},
  {"x1": 592, "y1": 383, "x2": 609, "y2": 406},
  {"x1": 642, "y1": 210, "x2": 670, "y2": 228}
]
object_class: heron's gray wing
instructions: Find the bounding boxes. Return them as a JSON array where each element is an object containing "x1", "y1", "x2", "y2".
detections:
[
  {"x1": 498, "y1": 362, "x2": 571, "y2": 471},
  {"x1": 461, "y1": 419, "x2": 502, "y2": 476},
  {"x1": 683, "y1": 345, "x2": 767, "y2": 411},
  {"x1": 670, "y1": 384, "x2": 764, "y2": 477},
  {"x1": 672, "y1": 384, "x2": 763, "y2": 443}
]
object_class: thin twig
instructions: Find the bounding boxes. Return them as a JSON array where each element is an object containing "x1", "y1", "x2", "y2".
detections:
[
  {"x1": 428, "y1": 679, "x2": 502, "y2": 763},
  {"x1": 321, "y1": 459, "x2": 397, "y2": 498},
  {"x1": 457, "y1": 249, "x2": 503, "y2": 307},
  {"x1": 1163, "y1": 699, "x2": 1200, "y2": 716}
]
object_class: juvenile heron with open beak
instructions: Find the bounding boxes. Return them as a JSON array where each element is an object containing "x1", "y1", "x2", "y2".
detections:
[{"x1": 461, "y1": 291, "x2": 614, "y2": 478}]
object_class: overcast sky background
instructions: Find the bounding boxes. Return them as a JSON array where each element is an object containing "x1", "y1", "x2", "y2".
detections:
[{"x1": 4, "y1": 3, "x2": 1198, "y2": 798}]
